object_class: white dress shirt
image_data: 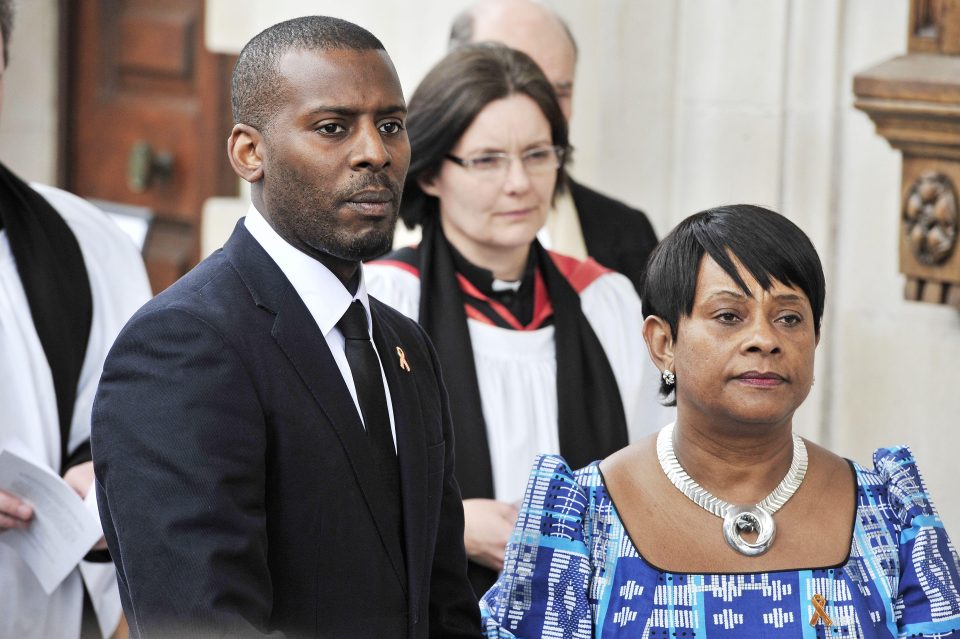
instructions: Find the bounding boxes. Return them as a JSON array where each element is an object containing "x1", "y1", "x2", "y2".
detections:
[{"x1": 244, "y1": 205, "x2": 397, "y2": 448}]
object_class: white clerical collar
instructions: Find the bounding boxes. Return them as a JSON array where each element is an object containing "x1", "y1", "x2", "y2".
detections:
[
  {"x1": 491, "y1": 278, "x2": 522, "y2": 293},
  {"x1": 243, "y1": 204, "x2": 372, "y2": 337}
]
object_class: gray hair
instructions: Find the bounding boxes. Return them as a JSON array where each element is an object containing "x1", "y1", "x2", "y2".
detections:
[{"x1": 447, "y1": 2, "x2": 578, "y2": 60}]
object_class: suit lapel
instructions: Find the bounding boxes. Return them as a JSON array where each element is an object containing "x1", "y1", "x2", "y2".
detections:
[
  {"x1": 223, "y1": 224, "x2": 407, "y2": 592},
  {"x1": 371, "y1": 306, "x2": 427, "y2": 617}
]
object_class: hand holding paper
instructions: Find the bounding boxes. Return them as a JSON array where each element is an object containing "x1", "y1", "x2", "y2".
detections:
[
  {"x1": 0, "y1": 487, "x2": 34, "y2": 530},
  {"x1": 0, "y1": 449, "x2": 102, "y2": 594}
]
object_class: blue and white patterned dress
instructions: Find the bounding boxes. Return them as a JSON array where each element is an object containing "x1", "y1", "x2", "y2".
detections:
[{"x1": 481, "y1": 448, "x2": 960, "y2": 638}]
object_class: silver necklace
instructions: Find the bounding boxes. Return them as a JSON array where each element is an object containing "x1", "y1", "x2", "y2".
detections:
[{"x1": 656, "y1": 422, "x2": 808, "y2": 556}]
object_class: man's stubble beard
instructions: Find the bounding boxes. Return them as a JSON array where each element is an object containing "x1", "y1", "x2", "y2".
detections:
[
  {"x1": 264, "y1": 162, "x2": 403, "y2": 263},
  {"x1": 320, "y1": 214, "x2": 398, "y2": 262}
]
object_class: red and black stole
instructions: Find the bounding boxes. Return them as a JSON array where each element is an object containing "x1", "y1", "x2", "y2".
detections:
[{"x1": 379, "y1": 217, "x2": 629, "y2": 501}]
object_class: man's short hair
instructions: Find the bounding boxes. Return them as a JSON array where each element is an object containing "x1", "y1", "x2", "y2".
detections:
[
  {"x1": 231, "y1": 15, "x2": 385, "y2": 133},
  {"x1": 0, "y1": 0, "x2": 14, "y2": 68},
  {"x1": 447, "y1": 2, "x2": 578, "y2": 60}
]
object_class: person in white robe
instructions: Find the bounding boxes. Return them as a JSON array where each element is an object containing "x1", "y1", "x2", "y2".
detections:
[
  {"x1": 367, "y1": 250, "x2": 667, "y2": 502},
  {"x1": 365, "y1": 43, "x2": 673, "y2": 597},
  {"x1": 0, "y1": 6, "x2": 149, "y2": 634},
  {"x1": 0, "y1": 179, "x2": 150, "y2": 638}
]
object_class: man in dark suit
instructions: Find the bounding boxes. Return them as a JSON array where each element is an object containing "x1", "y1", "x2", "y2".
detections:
[
  {"x1": 449, "y1": 0, "x2": 658, "y2": 293},
  {"x1": 92, "y1": 16, "x2": 480, "y2": 639}
]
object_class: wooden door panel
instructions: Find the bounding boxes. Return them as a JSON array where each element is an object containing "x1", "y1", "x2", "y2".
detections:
[{"x1": 66, "y1": 0, "x2": 236, "y2": 292}]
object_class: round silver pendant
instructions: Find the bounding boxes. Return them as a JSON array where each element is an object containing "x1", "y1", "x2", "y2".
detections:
[{"x1": 722, "y1": 505, "x2": 776, "y2": 556}]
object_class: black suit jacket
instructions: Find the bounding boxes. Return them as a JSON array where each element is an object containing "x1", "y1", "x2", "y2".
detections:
[
  {"x1": 568, "y1": 178, "x2": 659, "y2": 294},
  {"x1": 92, "y1": 223, "x2": 480, "y2": 639}
]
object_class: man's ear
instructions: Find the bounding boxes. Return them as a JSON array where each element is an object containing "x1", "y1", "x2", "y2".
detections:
[
  {"x1": 228, "y1": 124, "x2": 264, "y2": 183},
  {"x1": 642, "y1": 315, "x2": 675, "y2": 373},
  {"x1": 418, "y1": 174, "x2": 440, "y2": 198}
]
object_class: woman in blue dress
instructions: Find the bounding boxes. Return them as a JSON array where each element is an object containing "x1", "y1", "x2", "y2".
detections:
[{"x1": 481, "y1": 204, "x2": 960, "y2": 638}]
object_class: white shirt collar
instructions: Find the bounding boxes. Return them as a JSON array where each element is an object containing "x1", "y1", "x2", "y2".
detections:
[{"x1": 243, "y1": 204, "x2": 372, "y2": 336}]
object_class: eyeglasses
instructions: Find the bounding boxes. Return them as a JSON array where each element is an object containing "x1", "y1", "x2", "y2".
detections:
[{"x1": 445, "y1": 145, "x2": 566, "y2": 179}]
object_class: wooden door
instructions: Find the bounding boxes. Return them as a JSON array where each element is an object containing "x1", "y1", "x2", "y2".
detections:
[{"x1": 64, "y1": 0, "x2": 237, "y2": 293}]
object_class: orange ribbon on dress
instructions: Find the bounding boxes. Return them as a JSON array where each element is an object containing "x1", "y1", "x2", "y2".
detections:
[
  {"x1": 809, "y1": 594, "x2": 833, "y2": 627},
  {"x1": 396, "y1": 346, "x2": 411, "y2": 372}
]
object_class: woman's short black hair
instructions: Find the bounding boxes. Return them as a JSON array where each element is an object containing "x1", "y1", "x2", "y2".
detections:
[
  {"x1": 399, "y1": 42, "x2": 569, "y2": 229},
  {"x1": 642, "y1": 204, "x2": 826, "y2": 402}
]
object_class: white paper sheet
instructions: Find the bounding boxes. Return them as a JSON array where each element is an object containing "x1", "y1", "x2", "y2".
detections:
[{"x1": 0, "y1": 449, "x2": 101, "y2": 594}]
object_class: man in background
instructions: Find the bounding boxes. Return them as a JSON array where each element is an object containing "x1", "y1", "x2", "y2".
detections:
[
  {"x1": 0, "y1": 2, "x2": 151, "y2": 637},
  {"x1": 450, "y1": 0, "x2": 659, "y2": 293}
]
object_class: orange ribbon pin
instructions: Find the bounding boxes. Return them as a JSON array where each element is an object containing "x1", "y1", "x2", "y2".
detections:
[
  {"x1": 809, "y1": 594, "x2": 833, "y2": 627},
  {"x1": 396, "y1": 346, "x2": 411, "y2": 372}
]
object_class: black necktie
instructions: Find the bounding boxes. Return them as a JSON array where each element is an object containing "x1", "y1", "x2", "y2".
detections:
[{"x1": 336, "y1": 301, "x2": 403, "y2": 538}]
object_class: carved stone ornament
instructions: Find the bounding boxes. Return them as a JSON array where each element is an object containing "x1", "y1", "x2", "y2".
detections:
[{"x1": 903, "y1": 171, "x2": 958, "y2": 265}]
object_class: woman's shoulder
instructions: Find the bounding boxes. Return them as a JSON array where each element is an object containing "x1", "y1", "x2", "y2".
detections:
[
  {"x1": 519, "y1": 454, "x2": 608, "y2": 530},
  {"x1": 364, "y1": 245, "x2": 422, "y2": 320},
  {"x1": 547, "y1": 250, "x2": 637, "y2": 301},
  {"x1": 547, "y1": 251, "x2": 643, "y2": 331},
  {"x1": 547, "y1": 251, "x2": 610, "y2": 291},
  {"x1": 368, "y1": 245, "x2": 422, "y2": 274},
  {"x1": 856, "y1": 447, "x2": 960, "y2": 635},
  {"x1": 854, "y1": 445, "x2": 944, "y2": 527},
  {"x1": 526, "y1": 453, "x2": 604, "y2": 488}
]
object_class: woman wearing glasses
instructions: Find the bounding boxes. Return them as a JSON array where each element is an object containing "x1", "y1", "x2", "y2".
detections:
[{"x1": 365, "y1": 43, "x2": 665, "y2": 595}]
